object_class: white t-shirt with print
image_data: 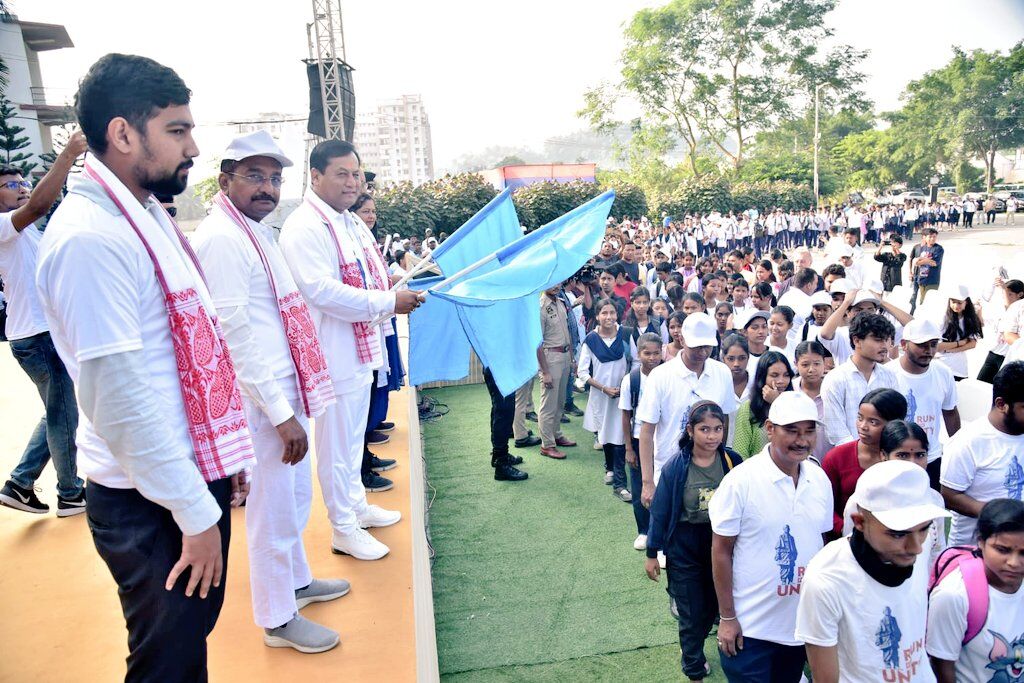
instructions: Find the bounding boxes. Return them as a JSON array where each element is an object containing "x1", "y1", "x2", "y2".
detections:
[
  {"x1": 709, "y1": 447, "x2": 833, "y2": 646},
  {"x1": 796, "y1": 537, "x2": 934, "y2": 682},
  {"x1": 885, "y1": 359, "x2": 958, "y2": 463},
  {"x1": 0, "y1": 212, "x2": 48, "y2": 340},
  {"x1": 941, "y1": 416, "x2": 1024, "y2": 546},
  {"x1": 635, "y1": 355, "x2": 737, "y2": 481},
  {"x1": 927, "y1": 568, "x2": 1024, "y2": 683}
]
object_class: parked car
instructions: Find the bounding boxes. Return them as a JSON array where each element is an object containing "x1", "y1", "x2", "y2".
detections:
[{"x1": 893, "y1": 190, "x2": 928, "y2": 204}]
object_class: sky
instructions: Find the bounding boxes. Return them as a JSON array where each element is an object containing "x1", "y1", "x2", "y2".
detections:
[{"x1": 22, "y1": 0, "x2": 1024, "y2": 177}]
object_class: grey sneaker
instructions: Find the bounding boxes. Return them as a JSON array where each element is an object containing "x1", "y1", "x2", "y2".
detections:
[
  {"x1": 296, "y1": 578, "x2": 351, "y2": 609},
  {"x1": 264, "y1": 615, "x2": 340, "y2": 654}
]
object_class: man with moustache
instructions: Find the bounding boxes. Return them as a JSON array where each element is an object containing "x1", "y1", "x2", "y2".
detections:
[
  {"x1": 0, "y1": 131, "x2": 88, "y2": 517},
  {"x1": 192, "y1": 131, "x2": 349, "y2": 653},
  {"x1": 280, "y1": 140, "x2": 418, "y2": 560},
  {"x1": 710, "y1": 392, "x2": 833, "y2": 682},
  {"x1": 36, "y1": 54, "x2": 254, "y2": 680}
]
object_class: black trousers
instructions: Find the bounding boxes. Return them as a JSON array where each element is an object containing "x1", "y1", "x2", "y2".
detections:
[
  {"x1": 87, "y1": 478, "x2": 232, "y2": 683},
  {"x1": 483, "y1": 368, "x2": 515, "y2": 456},
  {"x1": 361, "y1": 371, "x2": 379, "y2": 477},
  {"x1": 666, "y1": 521, "x2": 718, "y2": 680}
]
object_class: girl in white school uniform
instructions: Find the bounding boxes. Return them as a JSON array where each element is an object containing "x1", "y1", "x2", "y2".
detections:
[{"x1": 579, "y1": 299, "x2": 631, "y2": 502}]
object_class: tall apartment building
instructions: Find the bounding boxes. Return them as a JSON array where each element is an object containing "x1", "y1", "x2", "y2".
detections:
[{"x1": 355, "y1": 95, "x2": 434, "y2": 186}]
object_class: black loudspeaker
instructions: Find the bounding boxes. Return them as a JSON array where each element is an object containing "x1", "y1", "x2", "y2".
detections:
[{"x1": 306, "y1": 60, "x2": 356, "y2": 141}]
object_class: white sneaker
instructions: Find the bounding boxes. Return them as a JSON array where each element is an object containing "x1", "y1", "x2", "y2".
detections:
[
  {"x1": 633, "y1": 534, "x2": 647, "y2": 551},
  {"x1": 331, "y1": 528, "x2": 389, "y2": 560},
  {"x1": 593, "y1": 439, "x2": 602, "y2": 451},
  {"x1": 603, "y1": 471, "x2": 613, "y2": 485},
  {"x1": 358, "y1": 504, "x2": 402, "y2": 528}
]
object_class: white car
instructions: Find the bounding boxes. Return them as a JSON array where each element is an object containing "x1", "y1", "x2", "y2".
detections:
[{"x1": 893, "y1": 191, "x2": 928, "y2": 204}]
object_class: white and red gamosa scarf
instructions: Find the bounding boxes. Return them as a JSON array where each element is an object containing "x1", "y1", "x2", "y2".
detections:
[
  {"x1": 304, "y1": 194, "x2": 390, "y2": 364},
  {"x1": 213, "y1": 191, "x2": 335, "y2": 417},
  {"x1": 83, "y1": 161, "x2": 255, "y2": 482}
]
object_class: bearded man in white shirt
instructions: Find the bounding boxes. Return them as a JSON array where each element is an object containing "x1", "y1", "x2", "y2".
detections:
[
  {"x1": 36, "y1": 54, "x2": 255, "y2": 681},
  {"x1": 280, "y1": 140, "x2": 419, "y2": 561},
  {"x1": 193, "y1": 131, "x2": 350, "y2": 653}
]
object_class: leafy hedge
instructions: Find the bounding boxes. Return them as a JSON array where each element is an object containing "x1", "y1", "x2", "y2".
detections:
[{"x1": 373, "y1": 173, "x2": 809, "y2": 238}]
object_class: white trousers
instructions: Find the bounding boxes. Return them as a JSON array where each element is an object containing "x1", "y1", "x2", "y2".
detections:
[
  {"x1": 244, "y1": 396, "x2": 313, "y2": 629},
  {"x1": 314, "y1": 384, "x2": 370, "y2": 535}
]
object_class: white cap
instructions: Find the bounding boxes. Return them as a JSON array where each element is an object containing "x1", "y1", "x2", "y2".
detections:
[
  {"x1": 810, "y1": 290, "x2": 833, "y2": 307},
  {"x1": 835, "y1": 244, "x2": 855, "y2": 259},
  {"x1": 854, "y1": 460, "x2": 950, "y2": 531},
  {"x1": 735, "y1": 308, "x2": 770, "y2": 330},
  {"x1": 222, "y1": 130, "x2": 293, "y2": 167},
  {"x1": 682, "y1": 312, "x2": 718, "y2": 347},
  {"x1": 943, "y1": 283, "x2": 971, "y2": 301},
  {"x1": 767, "y1": 392, "x2": 823, "y2": 426},
  {"x1": 864, "y1": 278, "x2": 885, "y2": 294},
  {"x1": 830, "y1": 278, "x2": 853, "y2": 295},
  {"x1": 902, "y1": 318, "x2": 943, "y2": 344},
  {"x1": 852, "y1": 290, "x2": 881, "y2": 307}
]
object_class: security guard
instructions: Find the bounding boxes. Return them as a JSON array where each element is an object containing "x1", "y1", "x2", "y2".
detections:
[{"x1": 537, "y1": 283, "x2": 577, "y2": 458}]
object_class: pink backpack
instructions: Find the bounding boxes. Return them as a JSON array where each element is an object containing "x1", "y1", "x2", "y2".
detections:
[{"x1": 928, "y1": 546, "x2": 989, "y2": 644}]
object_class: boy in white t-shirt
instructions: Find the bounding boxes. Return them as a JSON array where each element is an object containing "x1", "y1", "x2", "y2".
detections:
[
  {"x1": 941, "y1": 361, "x2": 1024, "y2": 546},
  {"x1": 796, "y1": 460, "x2": 949, "y2": 682},
  {"x1": 885, "y1": 318, "x2": 961, "y2": 490},
  {"x1": 927, "y1": 498, "x2": 1024, "y2": 683},
  {"x1": 710, "y1": 392, "x2": 833, "y2": 682},
  {"x1": 620, "y1": 332, "x2": 663, "y2": 551}
]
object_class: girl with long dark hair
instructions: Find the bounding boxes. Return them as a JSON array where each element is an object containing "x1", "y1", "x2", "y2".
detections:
[
  {"x1": 731, "y1": 351, "x2": 794, "y2": 458},
  {"x1": 935, "y1": 286, "x2": 984, "y2": 381}
]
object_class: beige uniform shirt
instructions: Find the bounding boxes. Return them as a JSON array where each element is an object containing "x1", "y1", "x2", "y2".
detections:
[{"x1": 540, "y1": 293, "x2": 570, "y2": 347}]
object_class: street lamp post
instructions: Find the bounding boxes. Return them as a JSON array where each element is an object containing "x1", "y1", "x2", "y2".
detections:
[{"x1": 813, "y1": 83, "x2": 824, "y2": 208}]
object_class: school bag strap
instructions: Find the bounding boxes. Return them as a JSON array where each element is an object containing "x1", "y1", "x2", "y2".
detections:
[
  {"x1": 628, "y1": 367, "x2": 642, "y2": 428},
  {"x1": 928, "y1": 545, "x2": 989, "y2": 645}
]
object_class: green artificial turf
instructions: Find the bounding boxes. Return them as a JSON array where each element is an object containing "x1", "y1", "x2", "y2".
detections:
[{"x1": 422, "y1": 383, "x2": 728, "y2": 682}]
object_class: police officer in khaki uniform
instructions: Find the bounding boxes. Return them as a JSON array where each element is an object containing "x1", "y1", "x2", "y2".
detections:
[{"x1": 538, "y1": 284, "x2": 577, "y2": 459}]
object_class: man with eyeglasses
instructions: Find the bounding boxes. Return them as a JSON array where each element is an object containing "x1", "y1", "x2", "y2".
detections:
[
  {"x1": 281, "y1": 140, "x2": 420, "y2": 561},
  {"x1": 0, "y1": 131, "x2": 89, "y2": 517},
  {"x1": 192, "y1": 131, "x2": 349, "y2": 653}
]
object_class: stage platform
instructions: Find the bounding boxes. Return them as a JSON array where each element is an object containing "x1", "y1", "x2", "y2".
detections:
[{"x1": 0, "y1": 348, "x2": 439, "y2": 682}]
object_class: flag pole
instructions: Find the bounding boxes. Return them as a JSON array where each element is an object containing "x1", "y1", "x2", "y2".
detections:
[{"x1": 369, "y1": 251, "x2": 500, "y2": 327}]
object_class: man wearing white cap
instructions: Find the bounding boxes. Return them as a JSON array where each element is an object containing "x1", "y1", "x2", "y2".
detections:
[
  {"x1": 710, "y1": 392, "x2": 833, "y2": 682},
  {"x1": 280, "y1": 140, "x2": 419, "y2": 560},
  {"x1": 192, "y1": 131, "x2": 348, "y2": 652},
  {"x1": 796, "y1": 460, "x2": 949, "y2": 682},
  {"x1": 636, "y1": 312, "x2": 736, "y2": 506},
  {"x1": 885, "y1": 318, "x2": 961, "y2": 490}
]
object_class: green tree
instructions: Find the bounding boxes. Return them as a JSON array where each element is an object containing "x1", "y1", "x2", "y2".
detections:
[
  {"x1": 373, "y1": 181, "x2": 440, "y2": 238},
  {"x1": 193, "y1": 175, "x2": 220, "y2": 206},
  {"x1": 512, "y1": 180, "x2": 602, "y2": 230},
  {"x1": 582, "y1": 0, "x2": 866, "y2": 174},
  {"x1": 888, "y1": 43, "x2": 1024, "y2": 192},
  {"x1": 0, "y1": 94, "x2": 36, "y2": 177}
]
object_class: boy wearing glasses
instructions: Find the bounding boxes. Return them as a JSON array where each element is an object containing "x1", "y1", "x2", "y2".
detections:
[{"x1": 0, "y1": 132, "x2": 88, "y2": 517}]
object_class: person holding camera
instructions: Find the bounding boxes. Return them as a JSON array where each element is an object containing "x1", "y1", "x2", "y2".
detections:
[{"x1": 873, "y1": 235, "x2": 906, "y2": 296}]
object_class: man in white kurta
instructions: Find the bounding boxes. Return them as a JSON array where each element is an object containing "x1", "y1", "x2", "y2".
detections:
[
  {"x1": 280, "y1": 140, "x2": 420, "y2": 560},
  {"x1": 193, "y1": 131, "x2": 348, "y2": 653}
]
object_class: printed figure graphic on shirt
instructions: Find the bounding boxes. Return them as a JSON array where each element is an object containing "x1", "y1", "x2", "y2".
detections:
[
  {"x1": 875, "y1": 607, "x2": 903, "y2": 670},
  {"x1": 1006, "y1": 458, "x2": 1024, "y2": 501},
  {"x1": 906, "y1": 389, "x2": 918, "y2": 424},
  {"x1": 986, "y1": 631, "x2": 1024, "y2": 683},
  {"x1": 697, "y1": 486, "x2": 716, "y2": 513},
  {"x1": 775, "y1": 525, "x2": 798, "y2": 586}
]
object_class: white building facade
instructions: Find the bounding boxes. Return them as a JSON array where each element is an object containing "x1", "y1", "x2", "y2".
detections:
[{"x1": 355, "y1": 95, "x2": 434, "y2": 186}]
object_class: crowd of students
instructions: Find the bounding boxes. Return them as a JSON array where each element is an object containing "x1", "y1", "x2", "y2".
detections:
[{"x1": 487, "y1": 214, "x2": 1024, "y2": 682}]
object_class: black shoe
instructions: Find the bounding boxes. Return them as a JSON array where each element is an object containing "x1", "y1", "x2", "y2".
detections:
[
  {"x1": 362, "y1": 471, "x2": 394, "y2": 492},
  {"x1": 0, "y1": 480, "x2": 49, "y2": 514},
  {"x1": 563, "y1": 402, "x2": 584, "y2": 417},
  {"x1": 560, "y1": 415, "x2": 570, "y2": 424},
  {"x1": 57, "y1": 490, "x2": 87, "y2": 518},
  {"x1": 507, "y1": 453, "x2": 524, "y2": 465},
  {"x1": 367, "y1": 430, "x2": 390, "y2": 445},
  {"x1": 370, "y1": 455, "x2": 397, "y2": 472},
  {"x1": 494, "y1": 463, "x2": 528, "y2": 481},
  {"x1": 514, "y1": 435, "x2": 541, "y2": 448},
  {"x1": 376, "y1": 421, "x2": 395, "y2": 433},
  {"x1": 525, "y1": 411, "x2": 538, "y2": 422}
]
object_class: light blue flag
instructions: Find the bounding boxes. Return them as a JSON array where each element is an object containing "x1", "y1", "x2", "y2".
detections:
[
  {"x1": 429, "y1": 188, "x2": 521, "y2": 274},
  {"x1": 456, "y1": 295, "x2": 542, "y2": 397},
  {"x1": 407, "y1": 276, "x2": 473, "y2": 387},
  {"x1": 432, "y1": 190, "x2": 614, "y2": 305}
]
